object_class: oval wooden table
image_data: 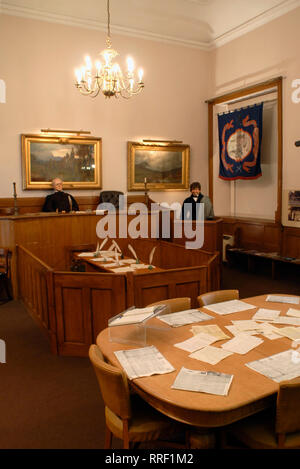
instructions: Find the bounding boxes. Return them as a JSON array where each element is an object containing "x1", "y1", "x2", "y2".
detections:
[{"x1": 96, "y1": 294, "x2": 300, "y2": 428}]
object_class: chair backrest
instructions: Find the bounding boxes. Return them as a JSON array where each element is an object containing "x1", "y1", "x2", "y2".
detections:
[
  {"x1": 147, "y1": 297, "x2": 191, "y2": 313},
  {"x1": 197, "y1": 289, "x2": 239, "y2": 307},
  {"x1": 0, "y1": 248, "x2": 11, "y2": 275},
  {"x1": 89, "y1": 344, "x2": 132, "y2": 420},
  {"x1": 99, "y1": 191, "x2": 124, "y2": 210},
  {"x1": 276, "y1": 378, "x2": 300, "y2": 435}
]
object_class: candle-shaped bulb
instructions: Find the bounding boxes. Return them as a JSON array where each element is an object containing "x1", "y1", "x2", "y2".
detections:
[
  {"x1": 138, "y1": 68, "x2": 144, "y2": 82},
  {"x1": 144, "y1": 177, "x2": 147, "y2": 184},
  {"x1": 95, "y1": 61, "x2": 101, "y2": 76},
  {"x1": 127, "y1": 56, "x2": 134, "y2": 73},
  {"x1": 85, "y1": 55, "x2": 92, "y2": 70},
  {"x1": 75, "y1": 69, "x2": 82, "y2": 84}
]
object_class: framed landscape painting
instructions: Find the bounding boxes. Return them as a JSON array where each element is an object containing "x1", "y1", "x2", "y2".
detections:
[
  {"x1": 127, "y1": 141, "x2": 190, "y2": 191},
  {"x1": 21, "y1": 134, "x2": 102, "y2": 189}
]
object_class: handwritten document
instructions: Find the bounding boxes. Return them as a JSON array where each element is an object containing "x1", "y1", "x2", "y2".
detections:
[
  {"x1": 274, "y1": 327, "x2": 300, "y2": 340},
  {"x1": 191, "y1": 324, "x2": 230, "y2": 341},
  {"x1": 246, "y1": 349, "x2": 300, "y2": 382},
  {"x1": 114, "y1": 346, "x2": 175, "y2": 380},
  {"x1": 174, "y1": 333, "x2": 217, "y2": 353},
  {"x1": 287, "y1": 308, "x2": 300, "y2": 318},
  {"x1": 171, "y1": 367, "x2": 233, "y2": 396},
  {"x1": 266, "y1": 295, "x2": 300, "y2": 305},
  {"x1": 221, "y1": 333, "x2": 263, "y2": 354},
  {"x1": 189, "y1": 346, "x2": 233, "y2": 365},
  {"x1": 203, "y1": 300, "x2": 256, "y2": 315},
  {"x1": 158, "y1": 310, "x2": 213, "y2": 327},
  {"x1": 272, "y1": 316, "x2": 300, "y2": 326}
]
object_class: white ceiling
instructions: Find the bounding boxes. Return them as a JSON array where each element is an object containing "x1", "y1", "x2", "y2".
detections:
[{"x1": 2, "y1": 0, "x2": 300, "y2": 49}]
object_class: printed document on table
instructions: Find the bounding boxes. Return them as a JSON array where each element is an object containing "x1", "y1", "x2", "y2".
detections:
[
  {"x1": 191, "y1": 324, "x2": 230, "y2": 341},
  {"x1": 157, "y1": 310, "x2": 213, "y2": 327},
  {"x1": 171, "y1": 367, "x2": 233, "y2": 396},
  {"x1": 252, "y1": 309, "x2": 281, "y2": 321},
  {"x1": 114, "y1": 346, "x2": 175, "y2": 380},
  {"x1": 246, "y1": 349, "x2": 300, "y2": 382},
  {"x1": 174, "y1": 333, "x2": 217, "y2": 353},
  {"x1": 287, "y1": 308, "x2": 300, "y2": 318},
  {"x1": 266, "y1": 295, "x2": 300, "y2": 305},
  {"x1": 221, "y1": 333, "x2": 263, "y2": 354},
  {"x1": 203, "y1": 299, "x2": 256, "y2": 315},
  {"x1": 189, "y1": 345, "x2": 233, "y2": 365}
]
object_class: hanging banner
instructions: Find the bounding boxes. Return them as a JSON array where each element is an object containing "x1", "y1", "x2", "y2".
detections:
[{"x1": 218, "y1": 103, "x2": 263, "y2": 180}]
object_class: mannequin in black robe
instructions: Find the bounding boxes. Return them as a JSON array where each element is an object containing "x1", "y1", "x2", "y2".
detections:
[{"x1": 42, "y1": 178, "x2": 79, "y2": 213}]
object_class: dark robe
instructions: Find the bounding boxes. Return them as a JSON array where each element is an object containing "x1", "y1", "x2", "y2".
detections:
[{"x1": 42, "y1": 191, "x2": 79, "y2": 213}]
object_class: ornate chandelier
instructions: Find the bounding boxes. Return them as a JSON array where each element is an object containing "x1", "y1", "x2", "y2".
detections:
[{"x1": 74, "y1": 0, "x2": 144, "y2": 99}]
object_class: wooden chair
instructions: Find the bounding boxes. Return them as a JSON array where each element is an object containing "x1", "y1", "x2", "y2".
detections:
[
  {"x1": 89, "y1": 344, "x2": 186, "y2": 449},
  {"x1": 197, "y1": 289, "x2": 239, "y2": 307},
  {"x1": 224, "y1": 378, "x2": 300, "y2": 449},
  {"x1": 0, "y1": 248, "x2": 12, "y2": 300},
  {"x1": 147, "y1": 297, "x2": 191, "y2": 314}
]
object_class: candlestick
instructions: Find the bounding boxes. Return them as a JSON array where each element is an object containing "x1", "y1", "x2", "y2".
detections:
[{"x1": 13, "y1": 182, "x2": 19, "y2": 215}]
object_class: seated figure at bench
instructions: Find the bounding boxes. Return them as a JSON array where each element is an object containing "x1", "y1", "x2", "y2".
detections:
[{"x1": 42, "y1": 178, "x2": 79, "y2": 213}]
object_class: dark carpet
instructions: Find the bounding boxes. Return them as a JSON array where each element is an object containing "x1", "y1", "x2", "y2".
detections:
[{"x1": 0, "y1": 261, "x2": 299, "y2": 449}]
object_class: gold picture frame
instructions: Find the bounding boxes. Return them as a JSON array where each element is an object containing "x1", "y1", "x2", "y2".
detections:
[
  {"x1": 127, "y1": 141, "x2": 190, "y2": 191},
  {"x1": 21, "y1": 134, "x2": 102, "y2": 190}
]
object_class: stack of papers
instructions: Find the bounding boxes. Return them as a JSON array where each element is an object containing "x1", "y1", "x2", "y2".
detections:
[
  {"x1": 157, "y1": 309, "x2": 213, "y2": 327},
  {"x1": 221, "y1": 333, "x2": 263, "y2": 354},
  {"x1": 171, "y1": 367, "x2": 233, "y2": 396},
  {"x1": 203, "y1": 300, "x2": 256, "y2": 315},
  {"x1": 114, "y1": 346, "x2": 175, "y2": 380},
  {"x1": 246, "y1": 349, "x2": 300, "y2": 382},
  {"x1": 266, "y1": 295, "x2": 300, "y2": 305}
]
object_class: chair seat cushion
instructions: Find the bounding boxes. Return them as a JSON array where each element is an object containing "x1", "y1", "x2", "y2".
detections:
[
  {"x1": 230, "y1": 409, "x2": 300, "y2": 449},
  {"x1": 105, "y1": 394, "x2": 180, "y2": 443}
]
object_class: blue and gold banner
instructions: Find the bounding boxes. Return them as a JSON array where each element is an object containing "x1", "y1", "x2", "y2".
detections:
[{"x1": 218, "y1": 103, "x2": 263, "y2": 180}]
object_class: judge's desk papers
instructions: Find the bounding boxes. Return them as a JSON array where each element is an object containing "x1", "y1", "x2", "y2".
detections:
[{"x1": 114, "y1": 346, "x2": 175, "y2": 380}]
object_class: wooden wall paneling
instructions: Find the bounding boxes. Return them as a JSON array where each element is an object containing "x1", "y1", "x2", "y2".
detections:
[{"x1": 281, "y1": 227, "x2": 300, "y2": 258}]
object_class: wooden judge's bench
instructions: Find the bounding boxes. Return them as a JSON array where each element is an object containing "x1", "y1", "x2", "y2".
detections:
[{"x1": 0, "y1": 195, "x2": 223, "y2": 297}]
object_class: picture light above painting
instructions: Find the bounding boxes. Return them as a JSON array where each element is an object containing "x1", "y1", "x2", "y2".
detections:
[
  {"x1": 21, "y1": 134, "x2": 102, "y2": 190},
  {"x1": 127, "y1": 141, "x2": 190, "y2": 191}
]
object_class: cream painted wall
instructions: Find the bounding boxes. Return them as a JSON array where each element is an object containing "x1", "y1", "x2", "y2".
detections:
[
  {"x1": 210, "y1": 7, "x2": 300, "y2": 223},
  {"x1": 0, "y1": 14, "x2": 211, "y2": 206}
]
